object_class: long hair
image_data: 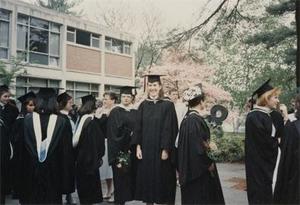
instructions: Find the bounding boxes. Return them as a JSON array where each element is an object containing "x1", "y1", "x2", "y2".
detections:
[
  {"x1": 78, "y1": 100, "x2": 96, "y2": 116},
  {"x1": 20, "y1": 98, "x2": 36, "y2": 115},
  {"x1": 35, "y1": 95, "x2": 58, "y2": 114},
  {"x1": 58, "y1": 95, "x2": 72, "y2": 110}
]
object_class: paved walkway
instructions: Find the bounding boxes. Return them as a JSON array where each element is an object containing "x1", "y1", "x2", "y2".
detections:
[{"x1": 5, "y1": 163, "x2": 247, "y2": 204}]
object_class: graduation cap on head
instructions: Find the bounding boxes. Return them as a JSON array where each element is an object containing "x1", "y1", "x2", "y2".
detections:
[
  {"x1": 81, "y1": 94, "x2": 96, "y2": 105},
  {"x1": 252, "y1": 79, "x2": 274, "y2": 99},
  {"x1": 17, "y1": 91, "x2": 36, "y2": 104},
  {"x1": 143, "y1": 74, "x2": 166, "y2": 83},
  {"x1": 120, "y1": 86, "x2": 138, "y2": 96},
  {"x1": 57, "y1": 92, "x2": 72, "y2": 103}
]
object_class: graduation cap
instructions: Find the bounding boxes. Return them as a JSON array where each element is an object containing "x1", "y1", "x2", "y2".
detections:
[
  {"x1": 81, "y1": 94, "x2": 96, "y2": 105},
  {"x1": 252, "y1": 79, "x2": 274, "y2": 99},
  {"x1": 57, "y1": 92, "x2": 72, "y2": 103},
  {"x1": 36, "y1": 88, "x2": 58, "y2": 99},
  {"x1": 143, "y1": 74, "x2": 166, "y2": 83},
  {"x1": 183, "y1": 86, "x2": 203, "y2": 102},
  {"x1": 120, "y1": 86, "x2": 137, "y2": 96},
  {"x1": 17, "y1": 91, "x2": 36, "y2": 104},
  {"x1": 0, "y1": 85, "x2": 9, "y2": 92}
]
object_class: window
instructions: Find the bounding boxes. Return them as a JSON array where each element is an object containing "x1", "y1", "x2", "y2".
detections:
[
  {"x1": 17, "y1": 14, "x2": 61, "y2": 66},
  {"x1": 76, "y1": 29, "x2": 90, "y2": 46},
  {"x1": 66, "y1": 81, "x2": 99, "y2": 104},
  {"x1": 67, "y1": 27, "x2": 101, "y2": 49},
  {"x1": 16, "y1": 77, "x2": 60, "y2": 98},
  {"x1": 105, "y1": 37, "x2": 131, "y2": 55},
  {"x1": 0, "y1": 9, "x2": 10, "y2": 59}
]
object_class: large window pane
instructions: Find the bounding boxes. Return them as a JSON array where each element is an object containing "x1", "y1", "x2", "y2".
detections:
[
  {"x1": 0, "y1": 48, "x2": 8, "y2": 59},
  {"x1": 49, "y1": 80, "x2": 59, "y2": 87},
  {"x1": 66, "y1": 81, "x2": 74, "y2": 90},
  {"x1": 30, "y1": 17, "x2": 49, "y2": 29},
  {"x1": 50, "y1": 33, "x2": 60, "y2": 56},
  {"x1": 75, "y1": 82, "x2": 89, "y2": 90},
  {"x1": 0, "y1": 9, "x2": 10, "y2": 21},
  {"x1": 29, "y1": 52, "x2": 48, "y2": 65},
  {"x1": 92, "y1": 38, "x2": 100, "y2": 48},
  {"x1": 17, "y1": 25, "x2": 28, "y2": 50},
  {"x1": 112, "y1": 39, "x2": 123, "y2": 53},
  {"x1": 16, "y1": 77, "x2": 27, "y2": 86},
  {"x1": 29, "y1": 77, "x2": 47, "y2": 87},
  {"x1": 16, "y1": 87, "x2": 27, "y2": 98},
  {"x1": 17, "y1": 14, "x2": 29, "y2": 25},
  {"x1": 0, "y1": 21, "x2": 9, "y2": 48},
  {"x1": 76, "y1": 30, "x2": 90, "y2": 46},
  {"x1": 30, "y1": 28, "x2": 49, "y2": 53},
  {"x1": 17, "y1": 51, "x2": 27, "y2": 61}
]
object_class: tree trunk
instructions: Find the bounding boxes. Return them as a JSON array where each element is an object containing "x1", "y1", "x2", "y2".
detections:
[{"x1": 296, "y1": 0, "x2": 300, "y2": 88}]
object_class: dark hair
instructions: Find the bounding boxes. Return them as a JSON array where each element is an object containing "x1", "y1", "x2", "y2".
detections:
[
  {"x1": 103, "y1": 92, "x2": 118, "y2": 102},
  {"x1": 188, "y1": 94, "x2": 205, "y2": 108},
  {"x1": 21, "y1": 98, "x2": 36, "y2": 114},
  {"x1": 35, "y1": 95, "x2": 58, "y2": 114},
  {"x1": 295, "y1": 94, "x2": 300, "y2": 119},
  {"x1": 78, "y1": 100, "x2": 96, "y2": 116},
  {"x1": 58, "y1": 95, "x2": 72, "y2": 110},
  {"x1": 0, "y1": 90, "x2": 9, "y2": 98}
]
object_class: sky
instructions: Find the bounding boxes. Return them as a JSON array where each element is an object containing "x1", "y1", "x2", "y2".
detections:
[{"x1": 22, "y1": 0, "x2": 224, "y2": 33}]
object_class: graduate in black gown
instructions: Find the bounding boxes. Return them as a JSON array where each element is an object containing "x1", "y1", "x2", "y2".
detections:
[
  {"x1": 178, "y1": 86, "x2": 224, "y2": 205},
  {"x1": 10, "y1": 91, "x2": 36, "y2": 200},
  {"x1": 245, "y1": 79, "x2": 281, "y2": 204},
  {"x1": 134, "y1": 74, "x2": 178, "y2": 204},
  {"x1": 273, "y1": 94, "x2": 300, "y2": 204},
  {"x1": 0, "y1": 85, "x2": 18, "y2": 204},
  {"x1": 107, "y1": 86, "x2": 138, "y2": 205},
  {"x1": 73, "y1": 94, "x2": 105, "y2": 204},
  {"x1": 57, "y1": 92, "x2": 76, "y2": 204},
  {"x1": 20, "y1": 88, "x2": 75, "y2": 204}
]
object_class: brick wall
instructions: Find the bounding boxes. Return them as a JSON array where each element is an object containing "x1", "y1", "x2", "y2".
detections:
[
  {"x1": 66, "y1": 45, "x2": 101, "y2": 73},
  {"x1": 105, "y1": 53, "x2": 132, "y2": 78}
]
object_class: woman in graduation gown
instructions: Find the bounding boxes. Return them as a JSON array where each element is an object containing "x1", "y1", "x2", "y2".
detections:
[
  {"x1": 245, "y1": 79, "x2": 281, "y2": 204},
  {"x1": 73, "y1": 94, "x2": 105, "y2": 204},
  {"x1": 0, "y1": 85, "x2": 18, "y2": 204},
  {"x1": 273, "y1": 94, "x2": 300, "y2": 204},
  {"x1": 57, "y1": 92, "x2": 76, "y2": 204},
  {"x1": 177, "y1": 86, "x2": 224, "y2": 205},
  {"x1": 107, "y1": 86, "x2": 138, "y2": 204},
  {"x1": 134, "y1": 74, "x2": 178, "y2": 204},
  {"x1": 20, "y1": 88, "x2": 75, "y2": 204},
  {"x1": 10, "y1": 91, "x2": 36, "y2": 200}
]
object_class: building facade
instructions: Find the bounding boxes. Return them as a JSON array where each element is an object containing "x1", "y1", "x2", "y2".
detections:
[{"x1": 0, "y1": 0, "x2": 135, "y2": 103}]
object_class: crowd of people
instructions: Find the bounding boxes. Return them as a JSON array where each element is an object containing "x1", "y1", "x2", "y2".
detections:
[{"x1": 0, "y1": 74, "x2": 299, "y2": 205}]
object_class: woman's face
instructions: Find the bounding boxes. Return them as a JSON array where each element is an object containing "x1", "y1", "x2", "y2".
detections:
[
  {"x1": 121, "y1": 94, "x2": 133, "y2": 106},
  {"x1": 0, "y1": 92, "x2": 10, "y2": 104},
  {"x1": 26, "y1": 100, "x2": 35, "y2": 113},
  {"x1": 65, "y1": 98, "x2": 73, "y2": 111},
  {"x1": 267, "y1": 95, "x2": 279, "y2": 109},
  {"x1": 147, "y1": 82, "x2": 162, "y2": 98}
]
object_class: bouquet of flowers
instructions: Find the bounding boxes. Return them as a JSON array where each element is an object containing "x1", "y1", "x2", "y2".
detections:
[{"x1": 116, "y1": 151, "x2": 131, "y2": 172}]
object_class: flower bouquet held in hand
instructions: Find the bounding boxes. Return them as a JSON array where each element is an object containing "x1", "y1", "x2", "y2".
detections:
[{"x1": 116, "y1": 150, "x2": 131, "y2": 173}]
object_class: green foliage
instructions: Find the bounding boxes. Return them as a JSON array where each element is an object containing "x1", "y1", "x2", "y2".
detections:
[
  {"x1": 36, "y1": 0, "x2": 82, "y2": 16},
  {"x1": 210, "y1": 132, "x2": 245, "y2": 163},
  {"x1": 0, "y1": 57, "x2": 26, "y2": 86}
]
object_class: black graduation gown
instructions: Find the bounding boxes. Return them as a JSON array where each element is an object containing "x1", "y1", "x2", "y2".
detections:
[
  {"x1": 0, "y1": 103, "x2": 18, "y2": 203},
  {"x1": 273, "y1": 119, "x2": 300, "y2": 204},
  {"x1": 74, "y1": 115, "x2": 105, "y2": 204},
  {"x1": 10, "y1": 114, "x2": 26, "y2": 199},
  {"x1": 21, "y1": 113, "x2": 75, "y2": 204},
  {"x1": 245, "y1": 109, "x2": 279, "y2": 204},
  {"x1": 107, "y1": 106, "x2": 137, "y2": 204},
  {"x1": 178, "y1": 110, "x2": 224, "y2": 205},
  {"x1": 134, "y1": 99, "x2": 178, "y2": 204}
]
